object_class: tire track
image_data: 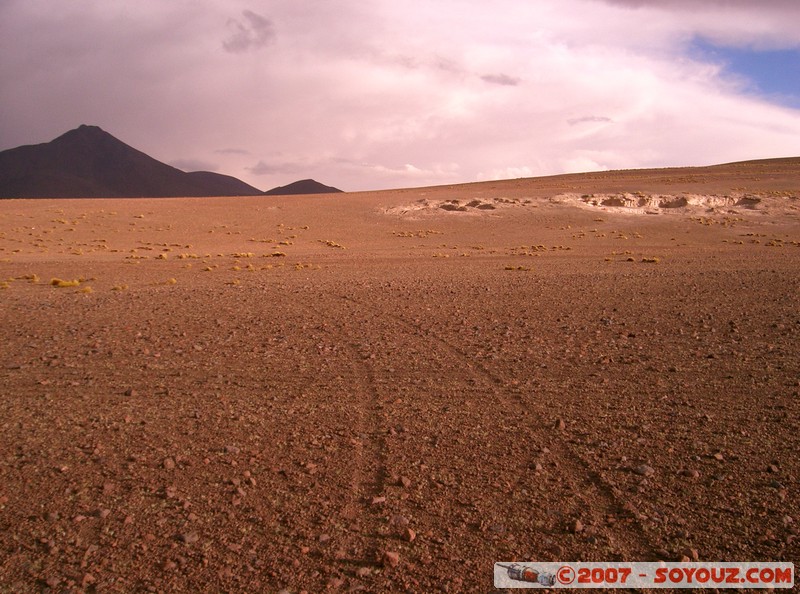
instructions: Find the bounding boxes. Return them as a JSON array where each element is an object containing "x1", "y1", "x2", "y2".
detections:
[
  {"x1": 338, "y1": 291, "x2": 659, "y2": 564},
  {"x1": 294, "y1": 296, "x2": 390, "y2": 573}
]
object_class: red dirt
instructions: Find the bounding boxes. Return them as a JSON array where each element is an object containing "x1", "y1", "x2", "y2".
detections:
[{"x1": 1, "y1": 162, "x2": 799, "y2": 592}]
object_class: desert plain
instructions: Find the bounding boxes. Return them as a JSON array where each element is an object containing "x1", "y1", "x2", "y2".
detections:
[{"x1": 1, "y1": 159, "x2": 799, "y2": 593}]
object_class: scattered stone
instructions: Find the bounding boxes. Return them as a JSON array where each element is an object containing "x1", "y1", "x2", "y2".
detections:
[
  {"x1": 680, "y1": 469, "x2": 700, "y2": 478},
  {"x1": 382, "y1": 551, "x2": 400, "y2": 568},
  {"x1": 533, "y1": 462, "x2": 544, "y2": 472},
  {"x1": 572, "y1": 519, "x2": 584, "y2": 533},
  {"x1": 403, "y1": 527, "x2": 416, "y2": 542},
  {"x1": 713, "y1": 452, "x2": 724, "y2": 461},
  {"x1": 768, "y1": 464, "x2": 779, "y2": 473},
  {"x1": 163, "y1": 559, "x2": 177, "y2": 571},
  {"x1": 391, "y1": 515, "x2": 410, "y2": 528},
  {"x1": 225, "y1": 445, "x2": 241, "y2": 454},
  {"x1": 633, "y1": 464, "x2": 655, "y2": 477},
  {"x1": 399, "y1": 476, "x2": 412, "y2": 488},
  {"x1": 554, "y1": 417, "x2": 566, "y2": 431},
  {"x1": 326, "y1": 577, "x2": 345, "y2": 589},
  {"x1": 163, "y1": 457, "x2": 176, "y2": 470},
  {"x1": 319, "y1": 534, "x2": 331, "y2": 544},
  {"x1": 370, "y1": 496, "x2": 386, "y2": 505},
  {"x1": 179, "y1": 532, "x2": 199, "y2": 544},
  {"x1": 124, "y1": 388, "x2": 136, "y2": 397},
  {"x1": 355, "y1": 567, "x2": 371, "y2": 577},
  {"x1": 682, "y1": 547, "x2": 699, "y2": 561},
  {"x1": 46, "y1": 511, "x2": 60, "y2": 522}
]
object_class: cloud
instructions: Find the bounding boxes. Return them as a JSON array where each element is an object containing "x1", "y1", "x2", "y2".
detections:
[
  {"x1": 169, "y1": 158, "x2": 219, "y2": 172},
  {"x1": 567, "y1": 116, "x2": 613, "y2": 125},
  {"x1": 215, "y1": 148, "x2": 251, "y2": 155},
  {"x1": 2, "y1": 0, "x2": 800, "y2": 192},
  {"x1": 223, "y1": 10, "x2": 275, "y2": 53},
  {"x1": 480, "y1": 73, "x2": 521, "y2": 86},
  {"x1": 247, "y1": 160, "x2": 305, "y2": 176}
]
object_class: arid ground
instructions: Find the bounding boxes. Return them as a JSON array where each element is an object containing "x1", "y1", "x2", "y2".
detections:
[{"x1": 1, "y1": 160, "x2": 799, "y2": 593}]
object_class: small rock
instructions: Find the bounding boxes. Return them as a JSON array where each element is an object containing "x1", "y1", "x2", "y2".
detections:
[
  {"x1": 713, "y1": 452, "x2": 724, "y2": 461},
  {"x1": 163, "y1": 458, "x2": 176, "y2": 470},
  {"x1": 680, "y1": 469, "x2": 700, "y2": 478},
  {"x1": 391, "y1": 515, "x2": 410, "y2": 528},
  {"x1": 768, "y1": 464, "x2": 779, "y2": 473},
  {"x1": 179, "y1": 532, "x2": 199, "y2": 544},
  {"x1": 533, "y1": 462, "x2": 544, "y2": 472},
  {"x1": 382, "y1": 551, "x2": 400, "y2": 568},
  {"x1": 319, "y1": 534, "x2": 331, "y2": 544},
  {"x1": 403, "y1": 527, "x2": 416, "y2": 542},
  {"x1": 98, "y1": 508, "x2": 111, "y2": 519},
  {"x1": 326, "y1": 577, "x2": 345, "y2": 589},
  {"x1": 370, "y1": 496, "x2": 386, "y2": 505},
  {"x1": 224, "y1": 445, "x2": 240, "y2": 454},
  {"x1": 554, "y1": 417, "x2": 566, "y2": 431},
  {"x1": 124, "y1": 388, "x2": 136, "y2": 397},
  {"x1": 572, "y1": 519, "x2": 584, "y2": 533},
  {"x1": 45, "y1": 511, "x2": 60, "y2": 522},
  {"x1": 633, "y1": 464, "x2": 655, "y2": 477},
  {"x1": 682, "y1": 547, "x2": 699, "y2": 561},
  {"x1": 399, "y1": 476, "x2": 412, "y2": 488},
  {"x1": 355, "y1": 567, "x2": 371, "y2": 577}
]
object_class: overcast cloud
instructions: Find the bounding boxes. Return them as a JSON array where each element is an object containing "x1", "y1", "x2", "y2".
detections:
[{"x1": 1, "y1": 0, "x2": 799, "y2": 191}]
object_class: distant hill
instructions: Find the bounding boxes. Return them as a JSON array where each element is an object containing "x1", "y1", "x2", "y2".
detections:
[
  {"x1": 0, "y1": 125, "x2": 263, "y2": 198},
  {"x1": 264, "y1": 179, "x2": 343, "y2": 196}
]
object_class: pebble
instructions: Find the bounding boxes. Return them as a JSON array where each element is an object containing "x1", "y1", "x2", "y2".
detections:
[
  {"x1": 768, "y1": 464, "x2": 779, "y2": 473},
  {"x1": 554, "y1": 417, "x2": 566, "y2": 431},
  {"x1": 355, "y1": 567, "x2": 371, "y2": 577},
  {"x1": 680, "y1": 469, "x2": 700, "y2": 478},
  {"x1": 682, "y1": 547, "x2": 699, "y2": 561},
  {"x1": 370, "y1": 496, "x2": 386, "y2": 505},
  {"x1": 572, "y1": 520, "x2": 584, "y2": 534},
  {"x1": 713, "y1": 452, "x2": 724, "y2": 461},
  {"x1": 403, "y1": 528, "x2": 416, "y2": 542},
  {"x1": 179, "y1": 532, "x2": 199, "y2": 544},
  {"x1": 382, "y1": 551, "x2": 400, "y2": 568},
  {"x1": 633, "y1": 464, "x2": 655, "y2": 477},
  {"x1": 399, "y1": 476, "x2": 412, "y2": 488},
  {"x1": 163, "y1": 458, "x2": 176, "y2": 470}
]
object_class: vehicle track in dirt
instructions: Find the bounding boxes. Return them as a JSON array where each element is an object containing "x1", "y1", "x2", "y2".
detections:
[{"x1": 333, "y1": 285, "x2": 659, "y2": 591}]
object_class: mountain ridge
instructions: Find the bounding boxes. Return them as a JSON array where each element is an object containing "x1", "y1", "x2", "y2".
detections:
[{"x1": 0, "y1": 125, "x2": 264, "y2": 198}]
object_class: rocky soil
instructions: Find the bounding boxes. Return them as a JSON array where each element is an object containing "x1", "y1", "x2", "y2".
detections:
[{"x1": 1, "y1": 162, "x2": 799, "y2": 592}]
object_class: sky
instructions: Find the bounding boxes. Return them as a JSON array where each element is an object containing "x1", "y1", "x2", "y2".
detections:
[{"x1": 1, "y1": 0, "x2": 800, "y2": 192}]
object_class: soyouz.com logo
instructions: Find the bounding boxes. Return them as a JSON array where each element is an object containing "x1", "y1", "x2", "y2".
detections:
[{"x1": 493, "y1": 562, "x2": 794, "y2": 589}]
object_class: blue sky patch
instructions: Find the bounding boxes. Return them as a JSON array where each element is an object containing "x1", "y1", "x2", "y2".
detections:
[{"x1": 690, "y1": 38, "x2": 800, "y2": 109}]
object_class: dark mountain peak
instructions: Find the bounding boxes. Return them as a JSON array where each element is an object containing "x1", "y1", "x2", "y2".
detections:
[
  {"x1": 0, "y1": 125, "x2": 263, "y2": 198},
  {"x1": 264, "y1": 178, "x2": 343, "y2": 195}
]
